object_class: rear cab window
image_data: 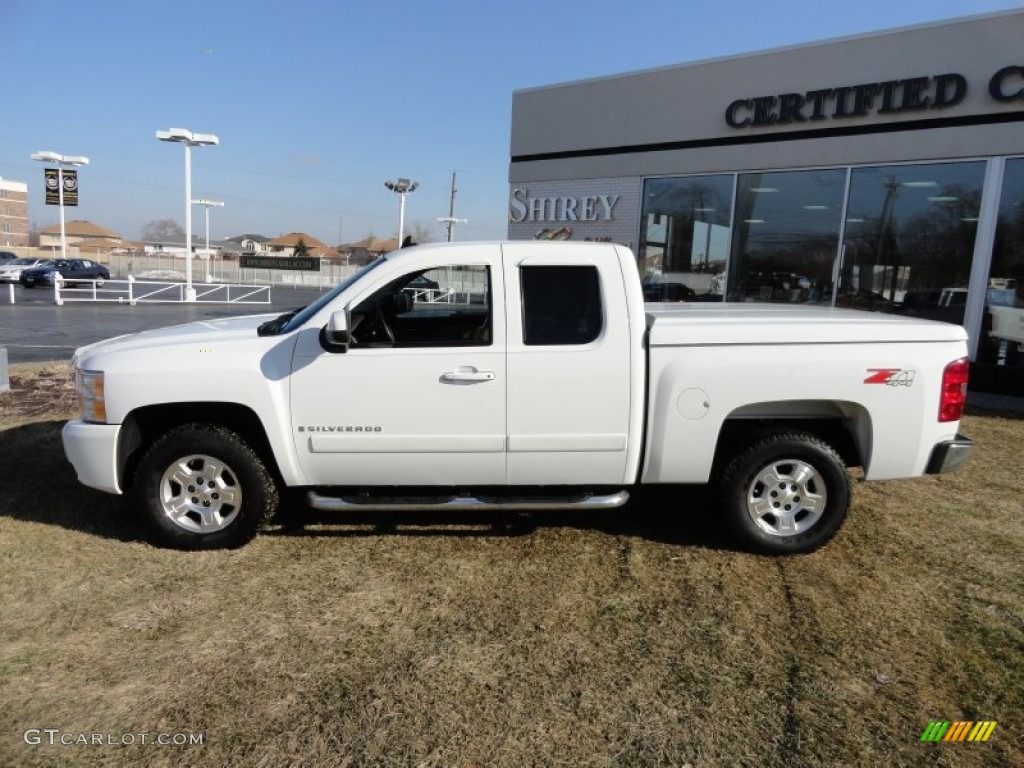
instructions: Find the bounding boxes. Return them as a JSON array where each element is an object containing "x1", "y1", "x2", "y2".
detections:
[{"x1": 520, "y1": 265, "x2": 603, "y2": 345}]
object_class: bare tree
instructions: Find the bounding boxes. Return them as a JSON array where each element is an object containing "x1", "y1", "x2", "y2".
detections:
[
  {"x1": 141, "y1": 219, "x2": 185, "y2": 242},
  {"x1": 405, "y1": 221, "x2": 437, "y2": 245}
]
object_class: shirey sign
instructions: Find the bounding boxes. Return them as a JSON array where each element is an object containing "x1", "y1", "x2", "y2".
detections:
[{"x1": 509, "y1": 188, "x2": 621, "y2": 223}]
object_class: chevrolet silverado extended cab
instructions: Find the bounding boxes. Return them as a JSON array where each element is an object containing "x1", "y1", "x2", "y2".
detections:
[{"x1": 63, "y1": 241, "x2": 973, "y2": 553}]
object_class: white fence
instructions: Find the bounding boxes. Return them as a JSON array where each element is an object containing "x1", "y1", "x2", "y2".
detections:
[
  {"x1": 52, "y1": 276, "x2": 272, "y2": 306},
  {"x1": 3, "y1": 248, "x2": 358, "y2": 289},
  {"x1": 103, "y1": 252, "x2": 358, "y2": 289}
]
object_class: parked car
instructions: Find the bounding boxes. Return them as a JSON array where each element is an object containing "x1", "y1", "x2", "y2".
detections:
[
  {"x1": 407, "y1": 273, "x2": 440, "y2": 290},
  {"x1": 642, "y1": 275, "x2": 696, "y2": 302},
  {"x1": 0, "y1": 250, "x2": 19, "y2": 264},
  {"x1": 834, "y1": 288, "x2": 898, "y2": 312},
  {"x1": 20, "y1": 258, "x2": 110, "y2": 288},
  {"x1": 0, "y1": 257, "x2": 49, "y2": 283}
]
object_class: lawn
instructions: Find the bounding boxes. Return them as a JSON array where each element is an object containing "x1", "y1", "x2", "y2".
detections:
[{"x1": 1, "y1": 363, "x2": 1020, "y2": 767}]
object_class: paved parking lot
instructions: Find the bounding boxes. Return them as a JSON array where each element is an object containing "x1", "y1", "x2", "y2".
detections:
[{"x1": 0, "y1": 283, "x2": 329, "y2": 363}]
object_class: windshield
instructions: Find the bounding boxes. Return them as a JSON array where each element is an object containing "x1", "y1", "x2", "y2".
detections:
[{"x1": 278, "y1": 258, "x2": 387, "y2": 334}]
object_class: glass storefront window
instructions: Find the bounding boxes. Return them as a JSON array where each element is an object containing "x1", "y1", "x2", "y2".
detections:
[
  {"x1": 727, "y1": 169, "x2": 847, "y2": 304},
  {"x1": 977, "y1": 157, "x2": 1024, "y2": 382},
  {"x1": 839, "y1": 162, "x2": 984, "y2": 322},
  {"x1": 632, "y1": 157, "x2": 1019, "y2": 392},
  {"x1": 639, "y1": 175, "x2": 732, "y2": 301}
]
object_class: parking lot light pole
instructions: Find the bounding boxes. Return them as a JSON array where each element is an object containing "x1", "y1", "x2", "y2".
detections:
[
  {"x1": 30, "y1": 151, "x2": 90, "y2": 260},
  {"x1": 192, "y1": 199, "x2": 224, "y2": 282},
  {"x1": 156, "y1": 128, "x2": 219, "y2": 301},
  {"x1": 384, "y1": 178, "x2": 418, "y2": 247}
]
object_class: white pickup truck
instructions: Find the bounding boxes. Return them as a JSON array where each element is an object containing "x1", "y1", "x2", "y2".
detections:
[{"x1": 62, "y1": 241, "x2": 973, "y2": 553}]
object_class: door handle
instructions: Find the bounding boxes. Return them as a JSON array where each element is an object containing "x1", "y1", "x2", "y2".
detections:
[{"x1": 441, "y1": 369, "x2": 495, "y2": 383}]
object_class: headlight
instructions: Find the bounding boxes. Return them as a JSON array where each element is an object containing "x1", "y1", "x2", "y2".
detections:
[{"x1": 75, "y1": 369, "x2": 106, "y2": 423}]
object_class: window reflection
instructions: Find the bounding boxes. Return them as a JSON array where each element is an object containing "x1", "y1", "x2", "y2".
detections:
[
  {"x1": 727, "y1": 169, "x2": 846, "y2": 304},
  {"x1": 639, "y1": 175, "x2": 732, "y2": 301},
  {"x1": 839, "y1": 162, "x2": 984, "y2": 322},
  {"x1": 978, "y1": 157, "x2": 1024, "y2": 374},
  {"x1": 632, "y1": 158, "x2": 1018, "y2": 390}
]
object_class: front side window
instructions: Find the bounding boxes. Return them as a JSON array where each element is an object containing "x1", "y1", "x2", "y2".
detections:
[
  {"x1": 350, "y1": 264, "x2": 491, "y2": 348},
  {"x1": 521, "y1": 265, "x2": 602, "y2": 345}
]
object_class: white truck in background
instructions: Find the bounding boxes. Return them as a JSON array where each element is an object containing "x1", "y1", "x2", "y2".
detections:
[{"x1": 62, "y1": 241, "x2": 973, "y2": 553}]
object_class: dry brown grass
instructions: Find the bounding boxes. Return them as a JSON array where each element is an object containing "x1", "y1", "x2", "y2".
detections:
[
  {"x1": 0, "y1": 362, "x2": 75, "y2": 428},
  {"x1": 0, "y1": 364, "x2": 1020, "y2": 767}
]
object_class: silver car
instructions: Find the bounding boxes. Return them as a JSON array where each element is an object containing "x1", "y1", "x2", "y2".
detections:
[{"x1": 0, "y1": 258, "x2": 49, "y2": 283}]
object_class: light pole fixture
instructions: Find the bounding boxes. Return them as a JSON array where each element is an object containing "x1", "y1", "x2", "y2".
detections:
[
  {"x1": 156, "y1": 128, "x2": 219, "y2": 301},
  {"x1": 384, "y1": 177, "x2": 419, "y2": 247},
  {"x1": 30, "y1": 151, "x2": 90, "y2": 260},
  {"x1": 192, "y1": 198, "x2": 224, "y2": 282}
]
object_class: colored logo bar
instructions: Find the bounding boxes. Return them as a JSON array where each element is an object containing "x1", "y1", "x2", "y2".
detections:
[{"x1": 921, "y1": 721, "x2": 997, "y2": 742}]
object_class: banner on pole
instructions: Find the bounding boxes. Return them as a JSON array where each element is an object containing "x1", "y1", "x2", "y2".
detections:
[{"x1": 44, "y1": 169, "x2": 79, "y2": 206}]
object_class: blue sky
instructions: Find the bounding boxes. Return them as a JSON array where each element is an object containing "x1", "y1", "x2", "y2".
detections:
[{"x1": 2, "y1": 0, "x2": 1021, "y2": 244}]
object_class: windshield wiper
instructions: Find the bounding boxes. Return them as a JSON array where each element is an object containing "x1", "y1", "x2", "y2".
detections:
[{"x1": 257, "y1": 307, "x2": 303, "y2": 336}]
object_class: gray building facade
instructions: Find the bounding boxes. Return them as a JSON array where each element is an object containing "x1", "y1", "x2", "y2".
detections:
[{"x1": 508, "y1": 10, "x2": 1024, "y2": 393}]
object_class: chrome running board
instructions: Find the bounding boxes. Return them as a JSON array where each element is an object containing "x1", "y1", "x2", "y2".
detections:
[{"x1": 306, "y1": 490, "x2": 630, "y2": 513}]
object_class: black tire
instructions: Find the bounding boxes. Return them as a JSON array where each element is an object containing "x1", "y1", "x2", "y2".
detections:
[
  {"x1": 131, "y1": 424, "x2": 279, "y2": 550},
  {"x1": 717, "y1": 430, "x2": 850, "y2": 555}
]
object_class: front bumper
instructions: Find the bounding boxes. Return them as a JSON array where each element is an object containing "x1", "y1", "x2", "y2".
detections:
[
  {"x1": 925, "y1": 434, "x2": 974, "y2": 474},
  {"x1": 21, "y1": 272, "x2": 56, "y2": 285},
  {"x1": 62, "y1": 420, "x2": 123, "y2": 494}
]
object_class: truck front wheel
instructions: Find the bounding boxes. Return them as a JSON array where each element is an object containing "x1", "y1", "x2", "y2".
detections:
[
  {"x1": 718, "y1": 431, "x2": 850, "y2": 555},
  {"x1": 132, "y1": 424, "x2": 279, "y2": 550}
]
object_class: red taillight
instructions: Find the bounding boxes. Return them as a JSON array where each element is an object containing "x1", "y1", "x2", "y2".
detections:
[{"x1": 939, "y1": 357, "x2": 970, "y2": 423}]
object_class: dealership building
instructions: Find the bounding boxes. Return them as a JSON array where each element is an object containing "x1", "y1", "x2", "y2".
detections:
[{"x1": 508, "y1": 10, "x2": 1024, "y2": 393}]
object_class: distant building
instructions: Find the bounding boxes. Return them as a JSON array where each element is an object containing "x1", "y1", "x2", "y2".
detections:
[
  {"x1": 224, "y1": 233, "x2": 269, "y2": 254},
  {"x1": 141, "y1": 236, "x2": 209, "y2": 257},
  {"x1": 0, "y1": 177, "x2": 29, "y2": 247},
  {"x1": 266, "y1": 232, "x2": 331, "y2": 258},
  {"x1": 338, "y1": 235, "x2": 399, "y2": 265},
  {"x1": 37, "y1": 219, "x2": 121, "y2": 251}
]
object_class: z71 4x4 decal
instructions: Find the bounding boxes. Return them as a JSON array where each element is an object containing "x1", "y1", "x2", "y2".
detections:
[{"x1": 864, "y1": 368, "x2": 916, "y2": 386}]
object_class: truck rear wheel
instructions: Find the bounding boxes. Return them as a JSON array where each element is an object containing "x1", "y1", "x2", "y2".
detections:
[
  {"x1": 132, "y1": 424, "x2": 279, "y2": 550},
  {"x1": 718, "y1": 431, "x2": 850, "y2": 555}
]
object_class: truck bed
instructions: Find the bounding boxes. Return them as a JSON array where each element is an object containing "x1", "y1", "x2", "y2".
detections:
[{"x1": 645, "y1": 303, "x2": 969, "y2": 346}]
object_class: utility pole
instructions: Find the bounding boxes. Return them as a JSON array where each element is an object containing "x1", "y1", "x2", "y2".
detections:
[{"x1": 437, "y1": 171, "x2": 467, "y2": 242}]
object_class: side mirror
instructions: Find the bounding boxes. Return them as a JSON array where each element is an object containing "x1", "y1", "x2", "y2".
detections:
[{"x1": 323, "y1": 310, "x2": 350, "y2": 352}]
